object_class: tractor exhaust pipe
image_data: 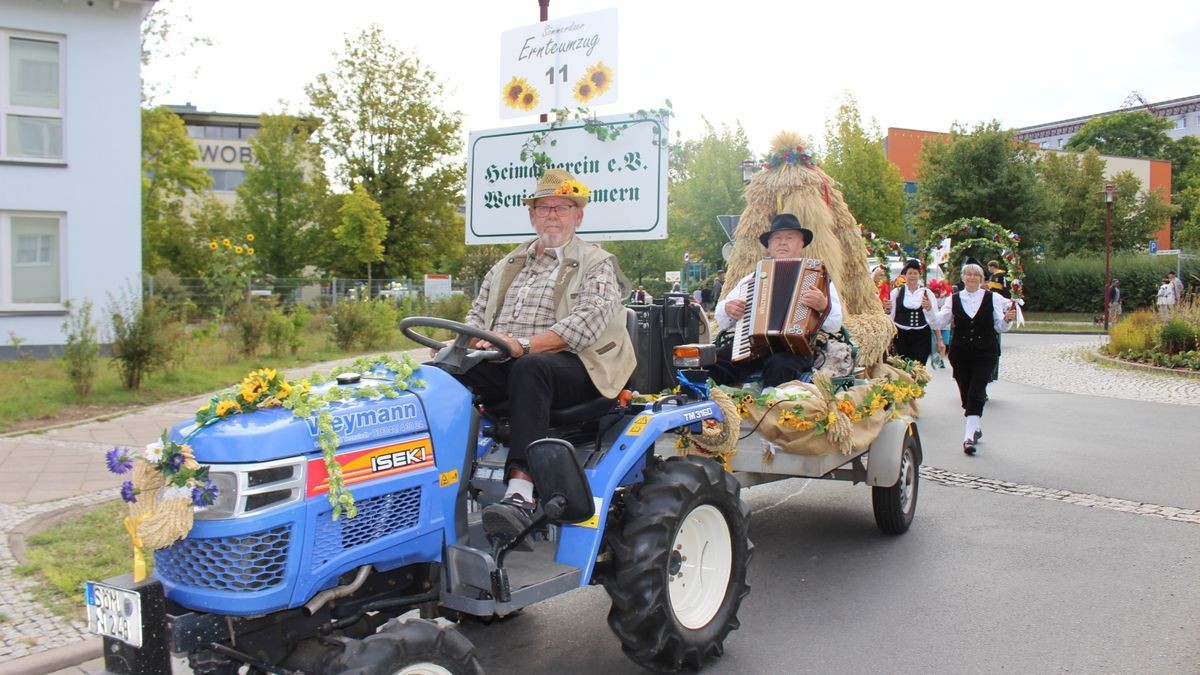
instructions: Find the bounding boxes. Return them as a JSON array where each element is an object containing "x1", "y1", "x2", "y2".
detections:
[{"x1": 304, "y1": 565, "x2": 372, "y2": 615}]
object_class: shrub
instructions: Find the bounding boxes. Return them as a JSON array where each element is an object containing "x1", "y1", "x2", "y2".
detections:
[
  {"x1": 1105, "y1": 310, "x2": 1159, "y2": 354},
  {"x1": 1157, "y1": 318, "x2": 1197, "y2": 355},
  {"x1": 61, "y1": 299, "x2": 100, "y2": 396},
  {"x1": 330, "y1": 299, "x2": 399, "y2": 351},
  {"x1": 108, "y1": 291, "x2": 173, "y2": 390},
  {"x1": 265, "y1": 304, "x2": 307, "y2": 357},
  {"x1": 227, "y1": 298, "x2": 273, "y2": 357},
  {"x1": 1023, "y1": 254, "x2": 1200, "y2": 313}
]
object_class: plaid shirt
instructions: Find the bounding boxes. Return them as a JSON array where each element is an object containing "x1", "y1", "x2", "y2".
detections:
[{"x1": 466, "y1": 241, "x2": 619, "y2": 352}]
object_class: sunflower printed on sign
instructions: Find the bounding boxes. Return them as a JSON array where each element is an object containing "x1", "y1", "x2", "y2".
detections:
[
  {"x1": 585, "y1": 61, "x2": 613, "y2": 95},
  {"x1": 573, "y1": 80, "x2": 595, "y2": 103},
  {"x1": 517, "y1": 87, "x2": 539, "y2": 111},
  {"x1": 502, "y1": 76, "x2": 532, "y2": 109}
]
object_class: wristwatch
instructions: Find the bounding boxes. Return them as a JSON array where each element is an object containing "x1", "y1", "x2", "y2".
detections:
[{"x1": 517, "y1": 337, "x2": 531, "y2": 356}]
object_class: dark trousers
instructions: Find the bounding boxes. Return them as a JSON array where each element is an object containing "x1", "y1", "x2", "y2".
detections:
[
  {"x1": 891, "y1": 326, "x2": 932, "y2": 364},
  {"x1": 445, "y1": 352, "x2": 599, "y2": 475},
  {"x1": 709, "y1": 344, "x2": 814, "y2": 388},
  {"x1": 948, "y1": 343, "x2": 998, "y2": 417}
]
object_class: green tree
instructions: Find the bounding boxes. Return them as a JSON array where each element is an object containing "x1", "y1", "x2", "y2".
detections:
[
  {"x1": 305, "y1": 25, "x2": 464, "y2": 279},
  {"x1": 337, "y1": 184, "x2": 389, "y2": 291},
  {"x1": 235, "y1": 114, "x2": 329, "y2": 278},
  {"x1": 1039, "y1": 149, "x2": 1109, "y2": 255},
  {"x1": 666, "y1": 120, "x2": 751, "y2": 271},
  {"x1": 822, "y1": 94, "x2": 906, "y2": 241},
  {"x1": 141, "y1": 106, "x2": 211, "y2": 274},
  {"x1": 916, "y1": 121, "x2": 1050, "y2": 250},
  {"x1": 1064, "y1": 110, "x2": 1173, "y2": 159},
  {"x1": 605, "y1": 239, "x2": 677, "y2": 286},
  {"x1": 1165, "y1": 135, "x2": 1200, "y2": 243}
]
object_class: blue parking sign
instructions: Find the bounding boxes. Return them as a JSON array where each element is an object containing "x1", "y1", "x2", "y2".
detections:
[{"x1": 1149, "y1": 240, "x2": 1158, "y2": 254}]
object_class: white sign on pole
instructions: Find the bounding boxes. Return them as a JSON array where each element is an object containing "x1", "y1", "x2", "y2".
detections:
[
  {"x1": 424, "y1": 274, "x2": 452, "y2": 299},
  {"x1": 499, "y1": 9, "x2": 618, "y2": 119},
  {"x1": 466, "y1": 113, "x2": 668, "y2": 244},
  {"x1": 665, "y1": 271, "x2": 681, "y2": 283}
]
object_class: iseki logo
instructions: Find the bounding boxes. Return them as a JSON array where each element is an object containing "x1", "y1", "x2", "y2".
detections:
[{"x1": 370, "y1": 445, "x2": 430, "y2": 473}]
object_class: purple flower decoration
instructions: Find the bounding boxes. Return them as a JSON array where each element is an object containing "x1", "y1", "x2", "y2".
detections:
[
  {"x1": 191, "y1": 483, "x2": 220, "y2": 507},
  {"x1": 105, "y1": 447, "x2": 133, "y2": 475},
  {"x1": 164, "y1": 451, "x2": 185, "y2": 475},
  {"x1": 120, "y1": 481, "x2": 137, "y2": 503}
]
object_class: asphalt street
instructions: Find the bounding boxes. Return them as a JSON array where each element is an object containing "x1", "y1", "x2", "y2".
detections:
[
  {"x1": 455, "y1": 334, "x2": 1200, "y2": 674},
  {"x1": 38, "y1": 334, "x2": 1200, "y2": 675}
]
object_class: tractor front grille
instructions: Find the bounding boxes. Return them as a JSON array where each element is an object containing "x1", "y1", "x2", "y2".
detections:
[
  {"x1": 311, "y1": 487, "x2": 422, "y2": 568},
  {"x1": 155, "y1": 525, "x2": 291, "y2": 592}
]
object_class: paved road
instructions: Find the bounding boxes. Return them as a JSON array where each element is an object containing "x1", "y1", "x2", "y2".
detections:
[{"x1": 24, "y1": 335, "x2": 1200, "y2": 674}]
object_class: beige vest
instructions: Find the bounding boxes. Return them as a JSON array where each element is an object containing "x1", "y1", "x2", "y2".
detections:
[{"x1": 481, "y1": 236, "x2": 636, "y2": 398}]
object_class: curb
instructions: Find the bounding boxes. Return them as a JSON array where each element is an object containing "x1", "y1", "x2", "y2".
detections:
[
  {"x1": 0, "y1": 638, "x2": 101, "y2": 675},
  {"x1": 1089, "y1": 350, "x2": 1200, "y2": 380}
]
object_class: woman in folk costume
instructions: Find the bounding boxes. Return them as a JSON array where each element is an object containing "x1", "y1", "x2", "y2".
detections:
[
  {"x1": 931, "y1": 258, "x2": 1018, "y2": 455},
  {"x1": 884, "y1": 259, "x2": 938, "y2": 365}
]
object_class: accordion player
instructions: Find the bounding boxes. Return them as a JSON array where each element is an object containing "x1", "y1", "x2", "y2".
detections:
[{"x1": 711, "y1": 214, "x2": 843, "y2": 387}]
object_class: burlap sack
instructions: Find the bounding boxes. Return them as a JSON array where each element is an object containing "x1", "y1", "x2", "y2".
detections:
[{"x1": 739, "y1": 364, "x2": 923, "y2": 457}]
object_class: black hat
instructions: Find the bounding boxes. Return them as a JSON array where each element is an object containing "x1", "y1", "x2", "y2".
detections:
[
  {"x1": 962, "y1": 256, "x2": 982, "y2": 269},
  {"x1": 901, "y1": 258, "x2": 922, "y2": 274},
  {"x1": 759, "y1": 213, "x2": 814, "y2": 248}
]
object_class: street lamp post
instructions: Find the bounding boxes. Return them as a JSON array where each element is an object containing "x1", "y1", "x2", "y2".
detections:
[
  {"x1": 1104, "y1": 183, "x2": 1115, "y2": 330},
  {"x1": 741, "y1": 159, "x2": 758, "y2": 184}
]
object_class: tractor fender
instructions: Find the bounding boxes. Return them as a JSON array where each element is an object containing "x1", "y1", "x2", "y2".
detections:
[{"x1": 556, "y1": 399, "x2": 726, "y2": 583}]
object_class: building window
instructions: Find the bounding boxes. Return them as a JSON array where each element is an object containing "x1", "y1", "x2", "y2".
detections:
[
  {"x1": 1, "y1": 31, "x2": 65, "y2": 161},
  {"x1": 208, "y1": 168, "x2": 246, "y2": 192},
  {"x1": 1175, "y1": 117, "x2": 1187, "y2": 130},
  {"x1": 1, "y1": 212, "x2": 64, "y2": 307}
]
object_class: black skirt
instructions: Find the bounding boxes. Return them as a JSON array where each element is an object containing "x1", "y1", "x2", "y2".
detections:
[{"x1": 891, "y1": 326, "x2": 932, "y2": 364}]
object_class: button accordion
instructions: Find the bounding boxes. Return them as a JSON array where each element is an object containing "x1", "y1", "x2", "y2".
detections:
[{"x1": 730, "y1": 258, "x2": 829, "y2": 362}]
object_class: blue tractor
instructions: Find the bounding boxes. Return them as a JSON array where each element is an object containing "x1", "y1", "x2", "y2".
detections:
[{"x1": 86, "y1": 317, "x2": 753, "y2": 674}]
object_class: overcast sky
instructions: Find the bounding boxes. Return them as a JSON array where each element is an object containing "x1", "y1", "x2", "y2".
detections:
[{"x1": 144, "y1": 0, "x2": 1200, "y2": 156}]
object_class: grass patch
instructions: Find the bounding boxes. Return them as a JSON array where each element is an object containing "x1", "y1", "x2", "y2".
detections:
[
  {"x1": 1013, "y1": 322, "x2": 1105, "y2": 334},
  {"x1": 14, "y1": 501, "x2": 141, "y2": 621},
  {"x1": 0, "y1": 320, "x2": 425, "y2": 434}
]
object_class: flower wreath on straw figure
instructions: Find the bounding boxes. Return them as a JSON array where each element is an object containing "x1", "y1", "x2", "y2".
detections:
[
  {"x1": 105, "y1": 354, "x2": 425, "y2": 581},
  {"x1": 923, "y1": 217, "x2": 1025, "y2": 301}
]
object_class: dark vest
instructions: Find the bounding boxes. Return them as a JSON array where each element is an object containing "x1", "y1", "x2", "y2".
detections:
[
  {"x1": 895, "y1": 285, "x2": 929, "y2": 329},
  {"x1": 951, "y1": 291, "x2": 999, "y2": 353}
]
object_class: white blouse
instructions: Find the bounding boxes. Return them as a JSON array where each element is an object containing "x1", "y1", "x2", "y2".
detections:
[
  {"x1": 888, "y1": 284, "x2": 938, "y2": 331},
  {"x1": 931, "y1": 288, "x2": 1014, "y2": 334}
]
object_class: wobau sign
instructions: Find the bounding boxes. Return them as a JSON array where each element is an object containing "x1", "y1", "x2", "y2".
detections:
[{"x1": 465, "y1": 114, "x2": 668, "y2": 244}]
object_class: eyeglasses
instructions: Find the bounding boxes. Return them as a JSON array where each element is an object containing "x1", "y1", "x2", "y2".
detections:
[{"x1": 533, "y1": 204, "x2": 577, "y2": 217}]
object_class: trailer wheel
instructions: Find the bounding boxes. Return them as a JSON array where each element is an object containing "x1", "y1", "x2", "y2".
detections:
[
  {"x1": 327, "y1": 618, "x2": 484, "y2": 675},
  {"x1": 604, "y1": 456, "x2": 752, "y2": 673},
  {"x1": 872, "y1": 429, "x2": 920, "y2": 535}
]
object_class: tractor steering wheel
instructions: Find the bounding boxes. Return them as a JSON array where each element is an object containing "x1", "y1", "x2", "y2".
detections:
[{"x1": 399, "y1": 316, "x2": 517, "y2": 375}]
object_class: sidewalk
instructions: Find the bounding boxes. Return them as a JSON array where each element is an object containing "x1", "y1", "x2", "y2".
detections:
[{"x1": 0, "y1": 351, "x2": 426, "y2": 675}]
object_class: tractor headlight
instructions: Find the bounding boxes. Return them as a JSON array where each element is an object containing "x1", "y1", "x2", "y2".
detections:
[{"x1": 194, "y1": 456, "x2": 307, "y2": 520}]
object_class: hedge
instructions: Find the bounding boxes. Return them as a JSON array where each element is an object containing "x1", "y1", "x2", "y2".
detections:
[{"x1": 1021, "y1": 253, "x2": 1200, "y2": 313}]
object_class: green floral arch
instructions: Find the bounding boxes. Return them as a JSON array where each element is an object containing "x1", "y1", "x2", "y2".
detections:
[
  {"x1": 859, "y1": 224, "x2": 906, "y2": 272},
  {"x1": 923, "y1": 217, "x2": 1025, "y2": 299}
]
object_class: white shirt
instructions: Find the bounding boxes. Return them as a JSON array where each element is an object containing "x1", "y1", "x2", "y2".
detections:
[
  {"x1": 930, "y1": 288, "x2": 1014, "y2": 334},
  {"x1": 715, "y1": 269, "x2": 843, "y2": 334},
  {"x1": 888, "y1": 284, "x2": 938, "y2": 331}
]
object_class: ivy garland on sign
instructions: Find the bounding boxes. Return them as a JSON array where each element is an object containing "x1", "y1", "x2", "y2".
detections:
[
  {"x1": 193, "y1": 354, "x2": 426, "y2": 520},
  {"x1": 923, "y1": 217, "x2": 1026, "y2": 300},
  {"x1": 519, "y1": 102, "x2": 674, "y2": 167}
]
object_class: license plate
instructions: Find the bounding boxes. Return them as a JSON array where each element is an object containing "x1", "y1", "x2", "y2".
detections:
[{"x1": 85, "y1": 580, "x2": 143, "y2": 648}]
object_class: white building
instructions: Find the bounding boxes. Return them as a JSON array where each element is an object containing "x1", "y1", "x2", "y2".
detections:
[
  {"x1": 0, "y1": 0, "x2": 151, "y2": 357},
  {"x1": 1014, "y1": 93, "x2": 1200, "y2": 150}
]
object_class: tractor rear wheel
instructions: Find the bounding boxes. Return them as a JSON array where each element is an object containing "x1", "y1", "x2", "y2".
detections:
[{"x1": 603, "y1": 456, "x2": 752, "y2": 672}]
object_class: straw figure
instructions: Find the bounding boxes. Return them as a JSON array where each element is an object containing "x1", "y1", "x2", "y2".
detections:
[{"x1": 725, "y1": 132, "x2": 896, "y2": 367}]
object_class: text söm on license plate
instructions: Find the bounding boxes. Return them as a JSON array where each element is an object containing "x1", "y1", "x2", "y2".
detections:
[{"x1": 85, "y1": 581, "x2": 143, "y2": 648}]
